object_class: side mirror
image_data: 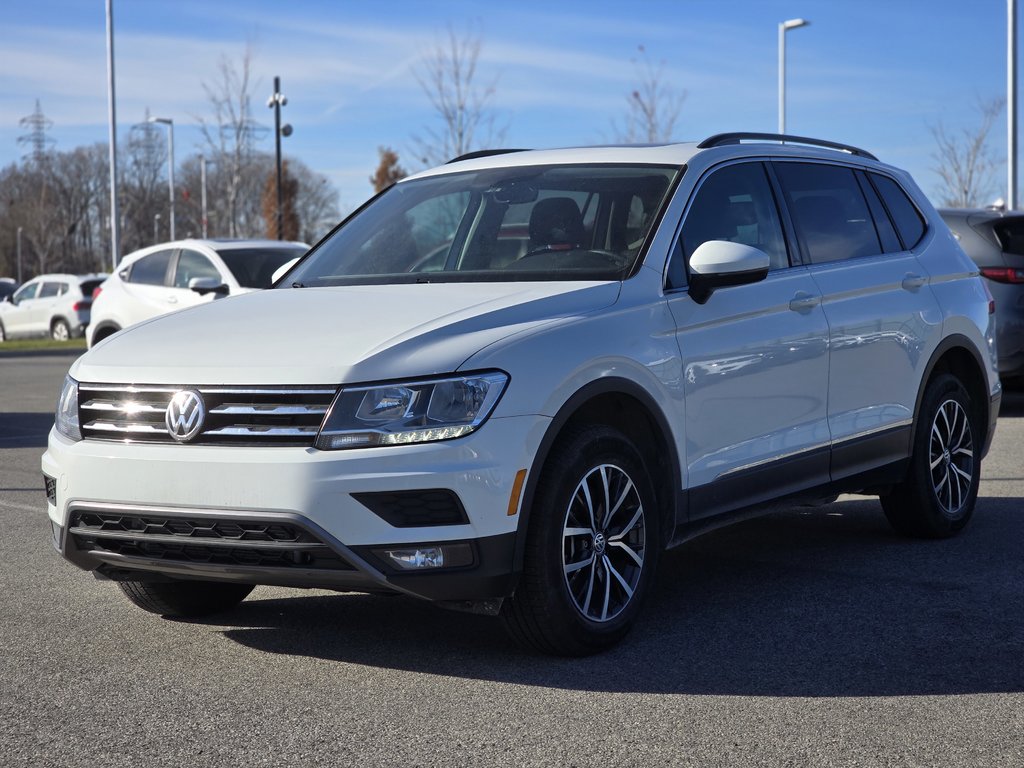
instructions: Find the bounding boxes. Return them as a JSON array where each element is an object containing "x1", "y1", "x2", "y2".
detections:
[
  {"x1": 188, "y1": 276, "x2": 230, "y2": 297},
  {"x1": 687, "y1": 240, "x2": 770, "y2": 305},
  {"x1": 271, "y1": 258, "x2": 300, "y2": 285},
  {"x1": 2, "y1": 294, "x2": 11, "y2": 304}
]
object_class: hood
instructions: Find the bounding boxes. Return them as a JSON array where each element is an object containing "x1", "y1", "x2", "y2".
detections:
[{"x1": 72, "y1": 281, "x2": 620, "y2": 385}]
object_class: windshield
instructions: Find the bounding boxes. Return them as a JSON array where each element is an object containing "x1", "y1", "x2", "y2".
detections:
[
  {"x1": 217, "y1": 247, "x2": 308, "y2": 288},
  {"x1": 286, "y1": 164, "x2": 679, "y2": 286}
]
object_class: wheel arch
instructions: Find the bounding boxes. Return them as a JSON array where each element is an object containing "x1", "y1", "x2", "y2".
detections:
[
  {"x1": 89, "y1": 320, "x2": 122, "y2": 346},
  {"x1": 913, "y1": 334, "x2": 993, "y2": 454},
  {"x1": 512, "y1": 377, "x2": 683, "y2": 574}
]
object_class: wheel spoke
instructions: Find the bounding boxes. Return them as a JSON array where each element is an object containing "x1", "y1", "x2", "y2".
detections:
[
  {"x1": 609, "y1": 539, "x2": 643, "y2": 567},
  {"x1": 604, "y1": 554, "x2": 634, "y2": 600},
  {"x1": 600, "y1": 558, "x2": 611, "y2": 621},
  {"x1": 564, "y1": 526, "x2": 593, "y2": 538},
  {"x1": 564, "y1": 554, "x2": 594, "y2": 576},
  {"x1": 579, "y1": 480, "x2": 598, "y2": 534},
  {"x1": 929, "y1": 453, "x2": 944, "y2": 471},
  {"x1": 609, "y1": 505, "x2": 643, "y2": 542},
  {"x1": 953, "y1": 447, "x2": 973, "y2": 458},
  {"x1": 606, "y1": 478, "x2": 634, "y2": 528},
  {"x1": 580, "y1": 558, "x2": 597, "y2": 616},
  {"x1": 600, "y1": 466, "x2": 612, "y2": 530}
]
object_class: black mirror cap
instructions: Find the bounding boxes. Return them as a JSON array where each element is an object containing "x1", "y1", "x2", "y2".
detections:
[{"x1": 688, "y1": 265, "x2": 769, "y2": 305}]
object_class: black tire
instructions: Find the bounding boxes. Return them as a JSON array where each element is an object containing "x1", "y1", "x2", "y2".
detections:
[
  {"x1": 118, "y1": 580, "x2": 254, "y2": 617},
  {"x1": 881, "y1": 374, "x2": 980, "y2": 538},
  {"x1": 50, "y1": 318, "x2": 71, "y2": 341},
  {"x1": 501, "y1": 425, "x2": 660, "y2": 656}
]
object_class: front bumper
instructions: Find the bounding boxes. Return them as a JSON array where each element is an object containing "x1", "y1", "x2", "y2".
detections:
[{"x1": 42, "y1": 414, "x2": 549, "y2": 602}]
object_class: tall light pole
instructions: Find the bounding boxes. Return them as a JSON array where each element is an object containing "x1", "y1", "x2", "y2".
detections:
[
  {"x1": 778, "y1": 18, "x2": 810, "y2": 135},
  {"x1": 16, "y1": 226, "x2": 23, "y2": 284},
  {"x1": 148, "y1": 116, "x2": 175, "y2": 240},
  {"x1": 199, "y1": 154, "x2": 208, "y2": 238},
  {"x1": 267, "y1": 77, "x2": 292, "y2": 240},
  {"x1": 105, "y1": 0, "x2": 120, "y2": 270},
  {"x1": 1010, "y1": 0, "x2": 1018, "y2": 210}
]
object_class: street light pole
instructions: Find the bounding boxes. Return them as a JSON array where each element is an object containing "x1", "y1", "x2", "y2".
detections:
[
  {"x1": 200, "y1": 154, "x2": 208, "y2": 238},
  {"x1": 154, "y1": 213, "x2": 161, "y2": 243},
  {"x1": 16, "y1": 226, "x2": 22, "y2": 284},
  {"x1": 778, "y1": 18, "x2": 810, "y2": 135},
  {"x1": 267, "y1": 77, "x2": 288, "y2": 240},
  {"x1": 148, "y1": 116, "x2": 175, "y2": 240},
  {"x1": 1010, "y1": 0, "x2": 1018, "y2": 210},
  {"x1": 105, "y1": 0, "x2": 120, "y2": 271}
]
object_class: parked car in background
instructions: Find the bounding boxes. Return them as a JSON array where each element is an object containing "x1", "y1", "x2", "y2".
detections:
[
  {"x1": 0, "y1": 273, "x2": 105, "y2": 342},
  {"x1": 88, "y1": 239, "x2": 308, "y2": 348},
  {"x1": 939, "y1": 208, "x2": 1024, "y2": 384},
  {"x1": 0, "y1": 278, "x2": 18, "y2": 302}
]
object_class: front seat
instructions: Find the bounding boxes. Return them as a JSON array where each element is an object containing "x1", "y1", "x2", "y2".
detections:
[{"x1": 528, "y1": 197, "x2": 584, "y2": 252}]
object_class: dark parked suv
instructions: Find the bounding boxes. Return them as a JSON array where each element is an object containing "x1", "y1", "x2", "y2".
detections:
[{"x1": 939, "y1": 208, "x2": 1024, "y2": 383}]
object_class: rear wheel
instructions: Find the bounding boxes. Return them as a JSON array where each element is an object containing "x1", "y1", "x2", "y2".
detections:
[
  {"x1": 118, "y1": 580, "x2": 254, "y2": 617},
  {"x1": 881, "y1": 374, "x2": 980, "y2": 538},
  {"x1": 502, "y1": 425, "x2": 659, "y2": 656},
  {"x1": 50, "y1": 318, "x2": 71, "y2": 341}
]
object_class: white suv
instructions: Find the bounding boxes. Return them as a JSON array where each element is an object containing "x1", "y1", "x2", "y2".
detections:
[
  {"x1": 87, "y1": 238, "x2": 308, "y2": 348},
  {"x1": 0, "y1": 273, "x2": 106, "y2": 342},
  {"x1": 43, "y1": 134, "x2": 1001, "y2": 655}
]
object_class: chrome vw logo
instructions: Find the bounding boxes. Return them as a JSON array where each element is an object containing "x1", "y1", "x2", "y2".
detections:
[{"x1": 165, "y1": 390, "x2": 206, "y2": 442}]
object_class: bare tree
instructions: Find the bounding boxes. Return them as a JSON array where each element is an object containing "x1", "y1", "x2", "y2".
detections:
[
  {"x1": 261, "y1": 160, "x2": 300, "y2": 240},
  {"x1": 930, "y1": 97, "x2": 1005, "y2": 208},
  {"x1": 614, "y1": 46, "x2": 686, "y2": 143},
  {"x1": 197, "y1": 46, "x2": 267, "y2": 237},
  {"x1": 412, "y1": 25, "x2": 504, "y2": 166},
  {"x1": 370, "y1": 146, "x2": 408, "y2": 193}
]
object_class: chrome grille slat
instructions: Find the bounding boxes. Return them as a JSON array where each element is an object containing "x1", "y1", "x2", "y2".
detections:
[
  {"x1": 78, "y1": 383, "x2": 336, "y2": 446},
  {"x1": 210, "y1": 404, "x2": 329, "y2": 416}
]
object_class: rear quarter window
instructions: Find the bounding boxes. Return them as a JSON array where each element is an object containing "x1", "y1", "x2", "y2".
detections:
[{"x1": 870, "y1": 174, "x2": 926, "y2": 250}]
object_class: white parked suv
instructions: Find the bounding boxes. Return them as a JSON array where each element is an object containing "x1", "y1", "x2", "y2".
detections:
[
  {"x1": 0, "y1": 273, "x2": 106, "y2": 342},
  {"x1": 44, "y1": 134, "x2": 1001, "y2": 655},
  {"x1": 88, "y1": 238, "x2": 308, "y2": 348}
]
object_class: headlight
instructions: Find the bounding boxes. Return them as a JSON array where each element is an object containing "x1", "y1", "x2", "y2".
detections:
[
  {"x1": 55, "y1": 375, "x2": 82, "y2": 442},
  {"x1": 315, "y1": 371, "x2": 508, "y2": 450}
]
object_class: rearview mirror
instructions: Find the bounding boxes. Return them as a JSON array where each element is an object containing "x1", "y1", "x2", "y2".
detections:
[
  {"x1": 188, "y1": 276, "x2": 229, "y2": 297},
  {"x1": 688, "y1": 240, "x2": 770, "y2": 305}
]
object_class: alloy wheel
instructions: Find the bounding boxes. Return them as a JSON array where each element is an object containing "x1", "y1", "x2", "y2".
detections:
[
  {"x1": 561, "y1": 463, "x2": 646, "y2": 623},
  {"x1": 929, "y1": 398, "x2": 974, "y2": 516}
]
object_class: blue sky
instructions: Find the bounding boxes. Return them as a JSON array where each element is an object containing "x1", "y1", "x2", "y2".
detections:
[{"x1": 0, "y1": 0, "x2": 1013, "y2": 213}]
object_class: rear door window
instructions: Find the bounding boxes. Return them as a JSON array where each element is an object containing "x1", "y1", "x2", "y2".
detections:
[
  {"x1": 127, "y1": 250, "x2": 173, "y2": 285},
  {"x1": 775, "y1": 162, "x2": 882, "y2": 264},
  {"x1": 38, "y1": 282, "x2": 63, "y2": 298}
]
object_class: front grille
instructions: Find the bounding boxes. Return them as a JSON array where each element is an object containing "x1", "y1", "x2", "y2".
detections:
[
  {"x1": 78, "y1": 384, "x2": 336, "y2": 446},
  {"x1": 67, "y1": 510, "x2": 354, "y2": 571}
]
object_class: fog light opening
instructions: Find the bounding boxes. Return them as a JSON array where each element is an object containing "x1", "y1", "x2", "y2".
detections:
[{"x1": 376, "y1": 542, "x2": 474, "y2": 571}]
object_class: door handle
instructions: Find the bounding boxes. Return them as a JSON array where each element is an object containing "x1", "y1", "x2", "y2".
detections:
[
  {"x1": 789, "y1": 292, "x2": 820, "y2": 312},
  {"x1": 901, "y1": 274, "x2": 927, "y2": 291}
]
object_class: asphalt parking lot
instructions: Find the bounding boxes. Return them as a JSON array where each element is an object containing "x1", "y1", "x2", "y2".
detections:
[{"x1": 2, "y1": 351, "x2": 1022, "y2": 767}]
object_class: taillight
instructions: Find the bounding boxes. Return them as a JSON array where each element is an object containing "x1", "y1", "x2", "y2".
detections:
[
  {"x1": 72, "y1": 301, "x2": 88, "y2": 311},
  {"x1": 92, "y1": 285, "x2": 102, "y2": 299},
  {"x1": 980, "y1": 266, "x2": 1024, "y2": 284}
]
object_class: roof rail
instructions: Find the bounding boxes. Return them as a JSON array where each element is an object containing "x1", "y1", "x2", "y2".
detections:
[
  {"x1": 697, "y1": 132, "x2": 878, "y2": 161},
  {"x1": 446, "y1": 148, "x2": 531, "y2": 164}
]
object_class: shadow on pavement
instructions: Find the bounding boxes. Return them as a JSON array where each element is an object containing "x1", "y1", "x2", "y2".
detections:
[
  {"x1": 999, "y1": 386, "x2": 1024, "y2": 417},
  {"x1": 202, "y1": 496, "x2": 1024, "y2": 697},
  {"x1": 0, "y1": 412, "x2": 54, "y2": 449}
]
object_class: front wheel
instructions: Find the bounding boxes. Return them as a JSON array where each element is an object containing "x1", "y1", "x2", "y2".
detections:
[
  {"x1": 881, "y1": 374, "x2": 980, "y2": 538},
  {"x1": 502, "y1": 425, "x2": 660, "y2": 656},
  {"x1": 118, "y1": 580, "x2": 254, "y2": 617}
]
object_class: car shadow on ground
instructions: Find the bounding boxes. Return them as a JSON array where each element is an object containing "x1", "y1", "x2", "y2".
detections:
[
  {"x1": 999, "y1": 385, "x2": 1024, "y2": 417},
  {"x1": 205, "y1": 496, "x2": 1024, "y2": 697},
  {"x1": 0, "y1": 412, "x2": 54, "y2": 449}
]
